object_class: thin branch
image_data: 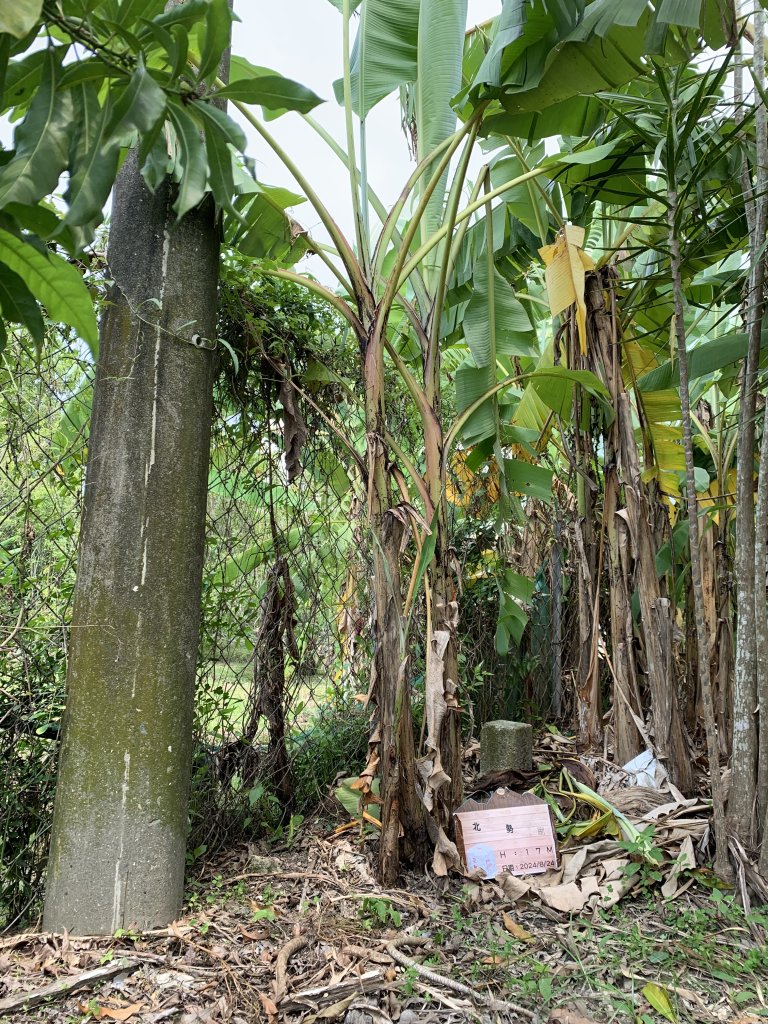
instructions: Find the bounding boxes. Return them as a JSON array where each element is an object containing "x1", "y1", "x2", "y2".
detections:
[
  {"x1": 427, "y1": 122, "x2": 480, "y2": 379},
  {"x1": 305, "y1": 240, "x2": 354, "y2": 295},
  {"x1": 342, "y1": 0, "x2": 368, "y2": 272},
  {"x1": 229, "y1": 94, "x2": 368, "y2": 304},
  {"x1": 373, "y1": 115, "x2": 480, "y2": 286},
  {"x1": 303, "y1": 113, "x2": 429, "y2": 310}
]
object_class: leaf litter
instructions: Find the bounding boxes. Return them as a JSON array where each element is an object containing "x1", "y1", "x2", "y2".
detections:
[{"x1": 3, "y1": 737, "x2": 768, "y2": 1023}]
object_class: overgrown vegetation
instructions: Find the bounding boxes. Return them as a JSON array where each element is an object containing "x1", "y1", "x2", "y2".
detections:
[{"x1": 4, "y1": 0, "x2": 768, "y2": 958}]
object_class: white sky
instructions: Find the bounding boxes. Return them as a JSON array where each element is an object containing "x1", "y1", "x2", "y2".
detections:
[{"x1": 231, "y1": 0, "x2": 501, "y2": 282}]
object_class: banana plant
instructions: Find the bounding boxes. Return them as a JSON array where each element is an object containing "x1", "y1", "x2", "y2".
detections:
[
  {"x1": 207, "y1": 0, "x2": 734, "y2": 880},
  {"x1": 494, "y1": 39, "x2": 753, "y2": 851}
]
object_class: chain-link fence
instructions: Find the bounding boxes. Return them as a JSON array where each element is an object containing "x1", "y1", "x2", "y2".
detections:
[
  {"x1": 0, "y1": 331, "x2": 376, "y2": 926},
  {"x1": 0, "y1": 335, "x2": 88, "y2": 930},
  {"x1": 188, "y1": 379, "x2": 375, "y2": 853},
  {"x1": 0, "y1": 291, "x2": 577, "y2": 928}
]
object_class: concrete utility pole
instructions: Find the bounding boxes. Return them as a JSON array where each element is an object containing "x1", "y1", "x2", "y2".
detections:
[{"x1": 43, "y1": 146, "x2": 221, "y2": 933}]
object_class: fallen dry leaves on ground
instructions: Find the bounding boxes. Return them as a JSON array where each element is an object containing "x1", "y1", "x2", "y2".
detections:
[
  {"x1": 3, "y1": 741, "x2": 768, "y2": 1023},
  {"x1": 2, "y1": 829, "x2": 767, "y2": 1024}
]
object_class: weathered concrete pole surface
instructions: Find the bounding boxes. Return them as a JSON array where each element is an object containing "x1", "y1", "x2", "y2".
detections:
[{"x1": 43, "y1": 150, "x2": 220, "y2": 934}]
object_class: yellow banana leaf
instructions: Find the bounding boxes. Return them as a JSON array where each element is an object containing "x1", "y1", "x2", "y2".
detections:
[
  {"x1": 539, "y1": 224, "x2": 595, "y2": 355},
  {"x1": 569, "y1": 809, "x2": 622, "y2": 840}
]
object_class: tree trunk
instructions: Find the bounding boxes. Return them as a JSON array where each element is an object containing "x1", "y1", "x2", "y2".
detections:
[
  {"x1": 731, "y1": 9, "x2": 767, "y2": 843},
  {"x1": 373, "y1": 512, "x2": 403, "y2": 884},
  {"x1": 43, "y1": 150, "x2": 221, "y2": 934},
  {"x1": 605, "y1": 469, "x2": 643, "y2": 766},
  {"x1": 748, "y1": 8, "x2": 768, "y2": 861},
  {"x1": 584, "y1": 271, "x2": 642, "y2": 763},
  {"x1": 700, "y1": 511, "x2": 719, "y2": 735},
  {"x1": 570, "y1": 329, "x2": 601, "y2": 748},
  {"x1": 248, "y1": 558, "x2": 294, "y2": 813},
  {"x1": 668, "y1": 193, "x2": 729, "y2": 876},
  {"x1": 617, "y1": 395, "x2": 693, "y2": 794},
  {"x1": 430, "y1": 540, "x2": 463, "y2": 830},
  {"x1": 423, "y1": 312, "x2": 462, "y2": 843},
  {"x1": 550, "y1": 519, "x2": 563, "y2": 718},
  {"x1": 573, "y1": 515, "x2": 600, "y2": 746},
  {"x1": 357, "y1": 318, "x2": 428, "y2": 882}
]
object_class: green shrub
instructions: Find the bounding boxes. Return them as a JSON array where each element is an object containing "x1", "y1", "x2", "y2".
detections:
[{"x1": 290, "y1": 698, "x2": 370, "y2": 811}]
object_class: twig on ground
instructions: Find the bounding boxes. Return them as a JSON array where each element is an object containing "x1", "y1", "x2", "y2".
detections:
[
  {"x1": 327, "y1": 890, "x2": 430, "y2": 915},
  {"x1": 416, "y1": 981, "x2": 483, "y2": 1019},
  {"x1": 385, "y1": 934, "x2": 535, "y2": 1019},
  {"x1": 0, "y1": 958, "x2": 139, "y2": 1014},
  {"x1": 280, "y1": 970, "x2": 386, "y2": 1012}
]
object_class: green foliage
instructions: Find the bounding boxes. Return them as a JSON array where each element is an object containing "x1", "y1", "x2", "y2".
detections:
[
  {"x1": 0, "y1": 0, "x2": 326, "y2": 355},
  {"x1": 358, "y1": 896, "x2": 402, "y2": 929},
  {"x1": 0, "y1": 228, "x2": 97, "y2": 352},
  {"x1": 636, "y1": 327, "x2": 768, "y2": 393},
  {"x1": 219, "y1": 62, "x2": 323, "y2": 114},
  {"x1": 617, "y1": 826, "x2": 667, "y2": 893},
  {"x1": 0, "y1": 0, "x2": 42, "y2": 38},
  {"x1": 461, "y1": 0, "x2": 729, "y2": 139},
  {"x1": 0, "y1": 49, "x2": 73, "y2": 209},
  {"x1": 464, "y1": 259, "x2": 537, "y2": 366},
  {"x1": 415, "y1": 0, "x2": 468, "y2": 247},
  {"x1": 291, "y1": 700, "x2": 371, "y2": 811},
  {"x1": 0, "y1": 339, "x2": 85, "y2": 929},
  {"x1": 336, "y1": 0, "x2": 419, "y2": 118}
]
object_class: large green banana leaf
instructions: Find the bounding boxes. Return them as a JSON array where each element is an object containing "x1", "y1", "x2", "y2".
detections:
[
  {"x1": 416, "y1": 0, "x2": 467, "y2": 253},
  {"x1": 334, "y1": 0, "x2": 419, "y2": 118},
  {"x1": 334, "y1": 0, "x2": 467, "y2": 274},
  {"x1": 637, "y1": 326, "x2": 768, "y2": 393},
  {"x1": 459, "y1": 0, "x2": 734, "y2": 139}
]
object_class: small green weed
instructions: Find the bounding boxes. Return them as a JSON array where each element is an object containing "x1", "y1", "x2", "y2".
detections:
[
  {"x1": 616, "y1": 826, "x2": 666, "y2": 892},
  {"x1": 186, "y1": 873, "x2": 247, "y2": 910},
  {"x1": 358, "y1": 896, "x2": 402, "y2": 929},
  {"x1": 401, "y1": 964, "x2": 419, "y2": 996}
]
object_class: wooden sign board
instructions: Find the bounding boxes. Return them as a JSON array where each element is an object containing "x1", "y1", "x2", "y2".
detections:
[{"x1": 454, "y1": 788, "x2": 558, "y2": 878}]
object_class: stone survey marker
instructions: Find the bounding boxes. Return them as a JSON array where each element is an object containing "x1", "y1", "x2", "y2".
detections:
[{"x1": 480, "y1": 720, "x2": 533, "y2": 773}]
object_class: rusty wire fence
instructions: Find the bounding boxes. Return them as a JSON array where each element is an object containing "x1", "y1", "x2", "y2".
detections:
[
  {"x1": 187, "y1": 385, "x2": 376, "y2": 854},
  {"x1": 0, "y1": 334, "x2": 378, "y2": 922},
  {"x1": 0, "y1": 324, "x2": 574, "y2": 927}
]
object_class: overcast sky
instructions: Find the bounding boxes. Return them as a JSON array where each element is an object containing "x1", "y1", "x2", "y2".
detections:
[{"x1": 230, "y1": 0, "x2": 501, "y2": 281}]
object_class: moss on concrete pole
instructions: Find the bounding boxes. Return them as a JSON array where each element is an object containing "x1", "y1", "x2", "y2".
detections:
[{"x1": 43, "y1": 150, "x2": 221, "y2": 934}]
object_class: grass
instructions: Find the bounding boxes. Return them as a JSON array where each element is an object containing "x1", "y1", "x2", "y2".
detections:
[
  {"x1": 197, "y1": 648, "x2": 341, "y2": 741},
  {"x1": 423, "y1": 885, "x2": 768, "y2": 1021}
]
